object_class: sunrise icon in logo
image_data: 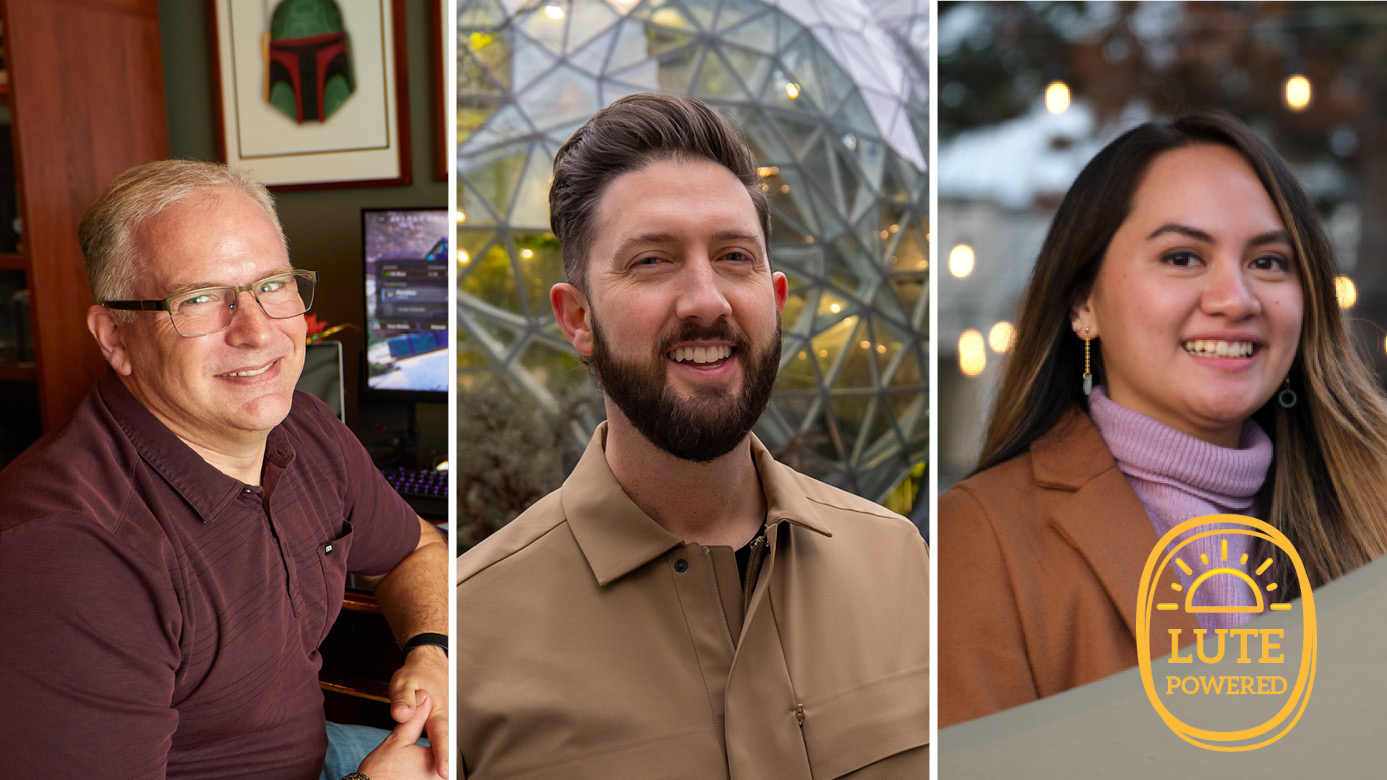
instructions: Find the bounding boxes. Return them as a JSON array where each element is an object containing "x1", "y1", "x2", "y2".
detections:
[{"x1": 1154, "y1": 539, "x2": 1293, "y2": 616}]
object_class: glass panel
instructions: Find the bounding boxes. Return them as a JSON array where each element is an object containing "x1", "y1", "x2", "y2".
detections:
[
  {"x1": 691, "y1": 46, "x2": 750, "y2": 100},
  {"x1": 719, "y1": 9, "x2": 777, "y2": 54},
  {"x1": 565, "y1": 0, "x2": 621, "y2": 53},
  {"x1": 459, "y1": 146, "x2": 527, "y2": 224},
  {"x1": 829, "y1": 393, "x2": 872, "y2": 463},
  {"x1": 508, "y1": 146, "x2": 558, "y2": 230},
  {"x1": 513, "y1": 233, "x2": 564, "y2": 320},
  {"x1": 776, "y1": 339, "x2": 821, "y2": 391},
  {"x1": 459, "y1": 241, "x2": 523, "y2": 315}
]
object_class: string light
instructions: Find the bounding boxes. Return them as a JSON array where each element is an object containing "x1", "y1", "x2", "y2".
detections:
[
  {"x1": 1045, "y1": 81, "x2": 1071, "y2": 114},
  {"x1": 989, "y1": 321, "x2": 1016, "y2": 353},
  {"x1": 1285, "y1": 75, "x2": 1311, "y2": 111},
  {"x1": 959, "y1": 330, "x2": 986, "y2": 376},
  {"x1": 948, "y1": 244, "x2": 975, "y2": 278},
  {"x1": 1336, "y1": 275, "x2": 1357, "y2": 308}
]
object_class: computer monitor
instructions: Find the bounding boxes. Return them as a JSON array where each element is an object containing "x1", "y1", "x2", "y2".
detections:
[{"x1": 361, "y1": 208, "x2": 449, "y2": 401}]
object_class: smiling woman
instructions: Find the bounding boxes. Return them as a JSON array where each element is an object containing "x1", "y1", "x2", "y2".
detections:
[{"x1": 938, "y1": 113, "x2": 1387, "y2": 727}]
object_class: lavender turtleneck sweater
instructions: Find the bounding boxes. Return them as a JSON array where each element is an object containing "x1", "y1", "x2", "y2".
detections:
[{"x1": 1087, "y1": 386, "x2": 1274, "y2": 630}]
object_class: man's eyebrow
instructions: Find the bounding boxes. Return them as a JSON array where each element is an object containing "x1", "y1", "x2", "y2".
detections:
[
  {"x1": 165, "y1": 267, "x2": 297, "y2": 296},
  {"x1": 611, "y1": 231, "x2": 763, "y2": 258},
  {"x1": 610, "y1": 232, "x2": 676, "y2": 259}
]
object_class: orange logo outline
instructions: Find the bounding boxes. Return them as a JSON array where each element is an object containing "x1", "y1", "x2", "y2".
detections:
[{"x1": 1136, "y1": 514, "x2": 1317, "y2": 751}]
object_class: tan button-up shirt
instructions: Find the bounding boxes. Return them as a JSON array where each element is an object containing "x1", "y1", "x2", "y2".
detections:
[{"x1": 458, "y1": 425, "x2": 929, "y2": 779}]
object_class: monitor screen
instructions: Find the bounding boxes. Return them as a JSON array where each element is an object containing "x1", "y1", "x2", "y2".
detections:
[{"x1": 361, "y1": 208, "x2": 449, "y2": 399}]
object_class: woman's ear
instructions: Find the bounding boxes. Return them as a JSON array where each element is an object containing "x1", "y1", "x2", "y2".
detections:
[{"x1": 1070, "y1": 294, "x2": 1099, "y2": 339}]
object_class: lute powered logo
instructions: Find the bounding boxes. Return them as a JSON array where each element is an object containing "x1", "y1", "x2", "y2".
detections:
[{"x1": 1136, "y1": 514, "x2": 1317, "y2": 751}]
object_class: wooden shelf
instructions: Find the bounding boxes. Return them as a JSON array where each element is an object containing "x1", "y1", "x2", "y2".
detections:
[{"x1": 0, "y1": 253, "x2": 22, "y2": 271}]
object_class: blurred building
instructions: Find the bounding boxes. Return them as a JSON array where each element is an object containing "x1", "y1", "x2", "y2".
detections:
[{"x1": 459, "y1": 0, "x2": 930, "y2": 530}]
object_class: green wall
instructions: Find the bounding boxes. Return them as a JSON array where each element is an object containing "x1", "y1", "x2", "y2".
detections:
[{"x1": 158, "y1": 1, "x2": 448, "y2": 463}]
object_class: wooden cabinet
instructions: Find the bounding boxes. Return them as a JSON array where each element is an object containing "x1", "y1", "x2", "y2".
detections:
[{"x1": 0, "y1": 0, "x2": 167, "y2": 454}]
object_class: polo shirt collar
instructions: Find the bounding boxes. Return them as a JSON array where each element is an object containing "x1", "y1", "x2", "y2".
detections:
[
  {"x1": 748, "y1": 436, "x2": 833, "y2": 538},
  {"x1": 563, "y1": 423, "x2": 832, "y2": 586},
  {"x1": 97, "y1": 370, "x2": 293, "y2": 522}
]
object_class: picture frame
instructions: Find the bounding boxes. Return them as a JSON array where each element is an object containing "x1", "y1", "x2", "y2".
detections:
[
  {"x1": 210, "y1": 0, "x2": 412, "y2": 191},
  {"x1": 433, "y1": 0, "x2": 448, "y2": 182}
]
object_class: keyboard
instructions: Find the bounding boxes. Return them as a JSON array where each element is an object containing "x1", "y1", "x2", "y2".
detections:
[{"x1": 380, "y1": 467, "x2": 449, "y2": 521}]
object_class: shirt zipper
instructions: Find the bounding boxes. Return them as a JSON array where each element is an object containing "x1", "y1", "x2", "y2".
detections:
[{"x1": 741, "y1": 535, "x2": 766, "y2": 618}]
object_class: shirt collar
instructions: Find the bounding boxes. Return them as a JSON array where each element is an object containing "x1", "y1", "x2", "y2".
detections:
[
  {"x1": 97, "y1": 370, "x2": 294, "y2": 521},
  {"x1": 563, "y1": 422, "x2": 833, "y2": 586}
]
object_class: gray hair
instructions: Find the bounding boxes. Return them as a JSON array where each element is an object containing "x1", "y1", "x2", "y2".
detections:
[{"x1": 79, "y1": 159, "x2": 287, "y2": 308}]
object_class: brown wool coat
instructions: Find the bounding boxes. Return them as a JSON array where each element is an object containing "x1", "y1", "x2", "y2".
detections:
[{"x1": 938, "y1": 409, "x2": 1199, "y2": 728}]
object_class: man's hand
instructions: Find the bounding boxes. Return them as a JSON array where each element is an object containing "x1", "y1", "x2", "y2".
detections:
[
  {"x1": 388, "y1": 645, "x2": 449, "y2": 779},
  {"x1": 356, "y1": 690, "x2": 436, "y2": 780}
]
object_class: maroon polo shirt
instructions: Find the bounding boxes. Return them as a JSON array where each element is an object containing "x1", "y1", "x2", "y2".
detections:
[{"x1": 0, "y1": 371, "x2": 419, "y2": 779}]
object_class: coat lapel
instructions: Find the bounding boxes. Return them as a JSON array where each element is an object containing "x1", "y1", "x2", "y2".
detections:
[{"x1": 1035, "y1": 410, "x2": 1199, "y2": 658}]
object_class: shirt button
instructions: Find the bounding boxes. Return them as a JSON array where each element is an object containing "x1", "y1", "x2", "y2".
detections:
[{"x1": 674, "y1": 559, "x2": 688, "y2": 573}]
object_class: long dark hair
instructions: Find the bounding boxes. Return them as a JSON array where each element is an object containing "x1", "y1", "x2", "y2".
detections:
[{"x1": 979, "y1": 112, "x2": 1387, "y2": 593}]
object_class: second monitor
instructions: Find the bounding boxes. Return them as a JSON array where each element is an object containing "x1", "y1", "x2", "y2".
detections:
[{"x1": 361, "y1": 207, "x2": 449, "y2": 401}]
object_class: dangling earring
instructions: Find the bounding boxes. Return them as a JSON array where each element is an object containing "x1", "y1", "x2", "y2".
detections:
[
  {"x1": 1278, "y1": 377, "x2": 1298, "y2": 409},
  {"x1": 1082, "y1": 327, "x2": 1093, "y2": 396}
]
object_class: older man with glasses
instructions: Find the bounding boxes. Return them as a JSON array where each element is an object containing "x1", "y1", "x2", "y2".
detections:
[{"x1": 0, "y1": 160, "x2": 447, "y2": 780}]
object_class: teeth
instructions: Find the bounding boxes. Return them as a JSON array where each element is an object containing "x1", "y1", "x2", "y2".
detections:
[
  {"x1": 670, "y1": 345, "x2": 733, "y2": 364},
  {"x1": 219, "y1": 364, "x2": 272, "y2": 377},
  {"x1": 1182, "y1": 340, "x2": 1254, "y2": 358}
]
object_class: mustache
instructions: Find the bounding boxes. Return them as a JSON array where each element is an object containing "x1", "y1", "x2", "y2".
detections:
[{"x1": 656, "y1": 320, "x2": 749, "y2": 353}]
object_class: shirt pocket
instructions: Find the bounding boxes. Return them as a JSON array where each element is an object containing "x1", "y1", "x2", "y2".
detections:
[
  {"x1": 800, "y1": 665, "x2": 930, "y2": 779},
  {"x1": 311, "y1": 520, "x2": 355, "y2": 646}
]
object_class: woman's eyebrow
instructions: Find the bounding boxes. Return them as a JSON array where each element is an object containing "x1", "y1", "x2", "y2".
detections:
[
  {"x1": 1146, "y1": 223, "x2": 1213, "y2": 242},
  {"x1": 1145, "y1": 223, "x2": 1292, "y2": 250}
]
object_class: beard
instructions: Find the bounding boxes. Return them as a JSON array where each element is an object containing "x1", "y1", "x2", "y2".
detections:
[{"x1": 589, "y1": 315, "x2": 781, "y2": 463}]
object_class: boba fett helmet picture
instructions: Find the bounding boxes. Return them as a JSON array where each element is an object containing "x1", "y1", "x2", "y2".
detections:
[{"x1": 265, "y1": 0, "x2": 354, "y2": 123}]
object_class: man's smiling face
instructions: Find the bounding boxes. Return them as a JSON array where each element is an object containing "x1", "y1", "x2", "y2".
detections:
[
  {"x1": 112, "y1": 188, "x2": 306, "y2": 450},
  {"x1": 578, "y1": 157, "x2": 787, "y2": 461}
]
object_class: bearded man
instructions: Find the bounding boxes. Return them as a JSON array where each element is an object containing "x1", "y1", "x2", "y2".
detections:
[{"x1": 456, "y1": 93, "x2": 929, "y2": 779}]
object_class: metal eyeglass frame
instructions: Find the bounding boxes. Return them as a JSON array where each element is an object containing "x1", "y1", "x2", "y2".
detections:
[{"x1": 102, "y1": 269, "x2": 318, "y2": 337}]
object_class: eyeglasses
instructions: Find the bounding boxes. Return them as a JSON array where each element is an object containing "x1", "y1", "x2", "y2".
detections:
[{"x1": 103, "y1": 270, "x2": 318, "y2": 337}]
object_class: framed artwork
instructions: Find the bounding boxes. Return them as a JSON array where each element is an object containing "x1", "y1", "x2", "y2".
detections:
[{"x1": 210, "y1": 0, "x2": 412, "y2": 191}]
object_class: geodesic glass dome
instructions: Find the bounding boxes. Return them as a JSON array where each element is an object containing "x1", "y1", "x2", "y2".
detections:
[{"x1": 459, "y1": 0, "x2": 929, "y2": 506}]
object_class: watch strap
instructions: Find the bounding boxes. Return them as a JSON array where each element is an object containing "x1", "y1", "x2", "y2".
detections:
[{"x1": 402, "y1": 631, "x2": 449, "y2": 658}]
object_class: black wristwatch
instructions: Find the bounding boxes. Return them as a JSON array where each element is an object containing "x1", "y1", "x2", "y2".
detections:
[{"x1": 402, "y1": 631, "x2": 449, "y2": 658}]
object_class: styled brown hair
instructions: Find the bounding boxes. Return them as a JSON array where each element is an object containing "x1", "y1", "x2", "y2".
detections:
[
  {"x1": 548, "y1": 93, "x2": 770, "y2": 291},
  {"x1": 979, "y1": 112, "x2": 1387, "y2": 594}
]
